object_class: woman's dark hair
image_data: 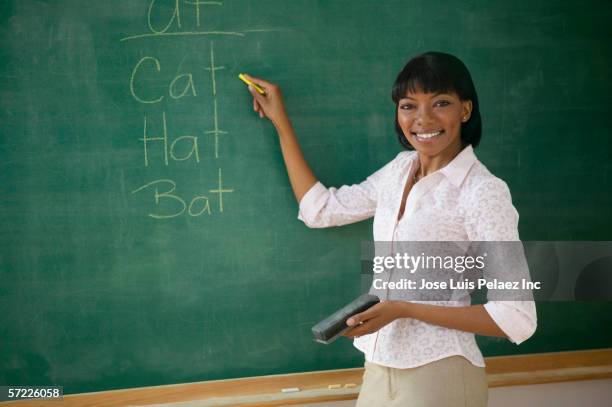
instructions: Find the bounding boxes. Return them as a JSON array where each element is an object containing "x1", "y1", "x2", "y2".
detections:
[{"x1": 391, "y1": 51, "x2": 482, "y2": 149}]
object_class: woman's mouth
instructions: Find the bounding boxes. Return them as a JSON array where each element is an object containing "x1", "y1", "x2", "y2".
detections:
[{"x1": 411, "y1": 130, "x2": 444, "y2": 142}]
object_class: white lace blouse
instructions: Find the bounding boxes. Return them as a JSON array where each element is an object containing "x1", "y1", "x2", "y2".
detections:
[{"x1": 298, "y1": 145, "x2": 537, "y2": 368}]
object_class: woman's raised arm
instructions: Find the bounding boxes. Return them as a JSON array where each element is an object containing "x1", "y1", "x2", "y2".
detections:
[{"x1": 243, "y1": 74, "x2": 317, "y2": 202}]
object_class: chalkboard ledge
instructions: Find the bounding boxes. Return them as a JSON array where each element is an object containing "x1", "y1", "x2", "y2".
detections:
[{"x1": 12, "y1": 349, "x2": 612, "y2": 407}]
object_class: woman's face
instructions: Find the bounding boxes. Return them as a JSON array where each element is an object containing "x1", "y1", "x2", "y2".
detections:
[{"x1": 397, "y1": 90, "x2": 472, "y2": 158}]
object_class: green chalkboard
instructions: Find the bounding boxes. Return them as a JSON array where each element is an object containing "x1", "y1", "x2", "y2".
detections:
[{"x1": 1, "y1": 0, "x2": 611, "y2": 394}]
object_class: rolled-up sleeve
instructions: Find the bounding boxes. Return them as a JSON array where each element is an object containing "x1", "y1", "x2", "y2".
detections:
[
  {"x1": 297, "y1": 179, "x2": 378, "y2": 228},
  {"x1": 297, "y1": 182, "x2": 331, "y2": 226},
  {"x1": 465, "y1": 178, "x2": 538, "y2": 344},
  {"x1": 484, "y1": 301, "x2": 537, "y2": 344},
  {"x1": 297, "y1": 156, "x2": 396, "y2": 228}
]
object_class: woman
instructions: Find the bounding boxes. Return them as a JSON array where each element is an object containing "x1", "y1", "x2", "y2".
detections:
[{"x1": 244, "y1": 52, "x2": 537, "y2": 407}]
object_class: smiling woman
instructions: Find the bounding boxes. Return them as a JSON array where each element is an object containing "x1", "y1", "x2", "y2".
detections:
[
  {"x1": 243, "y1": 52, "x2": 537, "y2": 407},
  {"x1": 392, "y1": 52, "x2": 481, "y2": 185},
  {"x1": 393, "y1": 52, "x2": 481, "y2": 147}
]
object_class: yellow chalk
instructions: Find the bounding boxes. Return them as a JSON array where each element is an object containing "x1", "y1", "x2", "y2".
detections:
[
  {"x1": 328, "y1": 384, "x2": 341, "y2": 389},
  {"x1": 238, "y1": 73, "x2": 266, "y2": 95},
  {"x1": 344, "y1": 383, "x2": 357, "y2": 388}
]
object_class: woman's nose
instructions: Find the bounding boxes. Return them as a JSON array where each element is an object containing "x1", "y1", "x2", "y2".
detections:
[{"x1": 415, "y1": 106, "x2": 433, "y2": 124}]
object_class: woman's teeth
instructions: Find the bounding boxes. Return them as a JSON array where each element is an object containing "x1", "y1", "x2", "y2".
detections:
[{"x1": 413, "y1": 130, "x2": 443, "y2": 140}]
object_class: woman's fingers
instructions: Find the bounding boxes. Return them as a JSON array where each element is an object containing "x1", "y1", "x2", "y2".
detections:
[
  {"x1": 343, "y1": 302, "x2": 403, "y2": 339},
  {"x1": 252, "y1": 96, "x2": 265, "y2": 118},
  {"x1": 347, "y1": 307, "x2": 377, "y2": 327},
  {"x1": 249, "y1": 87, "x2": 269, "y2": 119},
  {"x1": 248, "y1": 85, "x2": 267, "y2": 104},
  {"x1": 344, "y1": 320, "x2": 374, "y2": 338},
  {"x1": 344, "y1": 311, "x2": 371, "y2": 338},
  {"x1": 244, "y1": 74, "x2": 286, "y2": 123},
  {"x1": 242, "y1": 73, "x2": 273, "y2": 88},
  {"x1": 244, "y1": 74, "x2": 281, "y2": 99}
]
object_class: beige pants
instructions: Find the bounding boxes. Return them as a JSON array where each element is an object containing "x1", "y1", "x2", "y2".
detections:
[{"x1": 355, "y1": 356, "x2": 488, "y2": 407}]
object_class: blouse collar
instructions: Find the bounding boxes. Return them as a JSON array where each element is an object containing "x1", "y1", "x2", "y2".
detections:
[
  {"x1": 440, "y1": 144, "x2": 478, "y2": 187},
  {"x1": 407, "y1": 144, "x2": 478, "y2": 188}
]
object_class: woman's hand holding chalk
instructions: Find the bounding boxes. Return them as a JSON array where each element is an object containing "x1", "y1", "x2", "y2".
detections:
[
  {"x1": 240, "y1": 74, "x2": 290, "y2": 129},
  {"x1": 238, "y1": 73, "x2": 266, "y2": 95}
]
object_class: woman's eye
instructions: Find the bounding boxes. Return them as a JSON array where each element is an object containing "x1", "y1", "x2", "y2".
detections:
[
  {"x1": 435, "y1": 100, "x2": 450, "y2": 107},
  {"x1": 400, "y1": 104, "x2": 414, "y2": 110}
]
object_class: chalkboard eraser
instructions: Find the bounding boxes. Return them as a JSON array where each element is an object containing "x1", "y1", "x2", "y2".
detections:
[{"x1": 311, "y1": 294, "x2": 380, "y2": 344}]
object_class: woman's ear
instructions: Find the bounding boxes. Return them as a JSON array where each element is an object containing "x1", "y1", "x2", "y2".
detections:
[{"x1": 461, "y1": 100, "x2": 473, "y2": 122}]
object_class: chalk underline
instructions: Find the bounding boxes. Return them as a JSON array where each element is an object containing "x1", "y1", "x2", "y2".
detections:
[{"x1": 120, "y1": 28, "x2": 289, "y2": 42}]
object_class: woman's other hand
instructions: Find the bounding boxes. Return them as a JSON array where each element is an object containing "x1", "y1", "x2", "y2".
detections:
[{"x1": 343, "y1": 301, "x2": 406, "y2": 338}]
